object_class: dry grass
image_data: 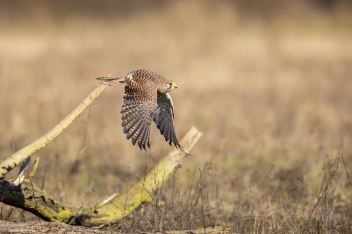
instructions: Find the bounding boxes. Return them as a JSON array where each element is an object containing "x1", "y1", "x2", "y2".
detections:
[{"x1": 1, "y1": 1, "x2": 352, "y2": 232}]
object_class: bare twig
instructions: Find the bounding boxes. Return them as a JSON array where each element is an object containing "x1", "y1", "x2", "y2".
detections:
[
  {"x1": 29, "y1": 157, "x2": 40, "y2": 180},
  {"x1": 302, "y1": 157, "x2": 341, "y2": 232}
]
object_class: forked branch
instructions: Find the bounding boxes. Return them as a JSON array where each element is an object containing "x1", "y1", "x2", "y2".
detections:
[
  {"x1": 0, "y1": 127, "x2": 201, "y2": 225},
  {"x1": 0, "y1": 83, "x2": 202, "y2": 226}
]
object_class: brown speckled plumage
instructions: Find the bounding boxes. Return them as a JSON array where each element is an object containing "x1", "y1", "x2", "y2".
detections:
[{"x1": 96, "y1": 69, "x2": 187, "y2": 154}]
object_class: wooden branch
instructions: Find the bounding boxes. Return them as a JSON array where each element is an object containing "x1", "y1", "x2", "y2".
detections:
[
  {"x1": 29, "y1": 157, "x2": 40, "y2": 180},
  {"x1": 0, "y1": 179, "x2": 76, "y2": 223},
  {"x1": 79, "y1": 126, "x2": 202, "y2": 226},
  {"x1": 0, "y1": 85, "x2": 108, "y2": 179},
  {"x1": 0, "y1": 82, "x2": 202, "y2": 226},
  {"x1": 0, "y1": 127, "x2": 202, "y2": 226}
]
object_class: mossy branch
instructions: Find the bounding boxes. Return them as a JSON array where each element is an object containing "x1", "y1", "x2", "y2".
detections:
[
  {"x1": 0, "y1": 127, "x2": 202, "y2": 225},
  {"x1": 79, "y1": 126, "x2": 202, "y2": 225},
  {"x1": 0, "y1": 83, "x2": 202, "y2": 226},
  {"x1": 0, "y1": 84, "x2": 108, "y2": 179}
]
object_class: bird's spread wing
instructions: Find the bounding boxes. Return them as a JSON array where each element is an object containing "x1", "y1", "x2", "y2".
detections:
[
  {"x1": 121, "y1": 85, "x2": 157, "y2": 150},
  {"x1": 153, "y1": 92, "x2": 188, "y2": 153}
]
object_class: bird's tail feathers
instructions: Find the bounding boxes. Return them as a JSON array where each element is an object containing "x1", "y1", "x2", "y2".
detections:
[{"x1": 95, "y1": 75, "x2": 125, "y2": 86}]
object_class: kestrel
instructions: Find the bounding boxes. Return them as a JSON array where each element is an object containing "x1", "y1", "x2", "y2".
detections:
[{"x1": 96, "y1": 69, "x2": 188, "y2": 154}]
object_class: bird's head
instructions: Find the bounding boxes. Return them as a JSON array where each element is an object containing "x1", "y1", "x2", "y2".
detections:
[{"x1": 165, "y1": 81, "x2": 178, "y2": 92}]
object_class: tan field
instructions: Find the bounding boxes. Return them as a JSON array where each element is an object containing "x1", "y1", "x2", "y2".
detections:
[{"x1": 1, "y1": 1, "x2": 352, "y2": 232}]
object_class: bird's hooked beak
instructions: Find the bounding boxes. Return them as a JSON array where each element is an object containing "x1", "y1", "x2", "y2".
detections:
[{"x1": 171, "y1": 82, "x2": 178, "y2": 89}]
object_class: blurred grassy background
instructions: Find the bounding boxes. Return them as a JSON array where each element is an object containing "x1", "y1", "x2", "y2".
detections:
[{"x1": 0, "y1": 0, "x2": 352, "y2": 231}]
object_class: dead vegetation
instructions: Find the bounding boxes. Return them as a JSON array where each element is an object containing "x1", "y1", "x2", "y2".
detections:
[{"x1": 0, "y1": 1, "x2": 352, "y2": 233}]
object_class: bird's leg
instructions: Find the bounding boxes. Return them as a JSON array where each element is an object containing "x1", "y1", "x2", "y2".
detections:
[{"x1": 95, "y1": 75, "x2": 125, "y2": 86}]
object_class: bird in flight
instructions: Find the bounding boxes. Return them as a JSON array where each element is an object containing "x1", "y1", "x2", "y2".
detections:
[{"x1": 96, "y1": 69, "x2": 188, "y2": 155}]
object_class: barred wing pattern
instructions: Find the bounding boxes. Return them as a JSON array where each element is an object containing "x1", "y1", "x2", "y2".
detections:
[
  {"x1": 153, "y1": 92, "x2": 186, "y2": 153},
  {"x1": 96, "y1": 69, "x2": 188, "y2": 154},
  {"x1": 121, "y1": 85, "x2": 157, "y2": 150}
]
